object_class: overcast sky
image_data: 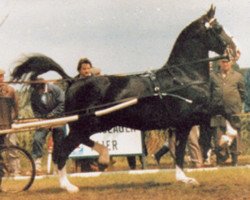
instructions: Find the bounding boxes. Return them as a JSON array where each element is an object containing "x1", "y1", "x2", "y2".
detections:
[{"x1": 0, "y1": 0, "x2": 250, "y2": 80}]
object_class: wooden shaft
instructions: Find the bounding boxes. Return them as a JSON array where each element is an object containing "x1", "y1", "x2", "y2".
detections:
[
  {"x1": 11, "y1": 115, "x2": 79, "y2": 129},
  {"x1": 95, "y1": 98, "x2": 138, "y2": 116}
]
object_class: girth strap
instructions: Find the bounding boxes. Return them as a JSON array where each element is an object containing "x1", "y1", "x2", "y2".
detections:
[{"x1": 147, "y1": 71, "x2": 163, "y2": 98}]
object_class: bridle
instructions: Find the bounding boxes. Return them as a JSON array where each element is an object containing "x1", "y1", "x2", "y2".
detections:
[{"x1": 205, "y1": 17, "x2": 236, "y2": 60}]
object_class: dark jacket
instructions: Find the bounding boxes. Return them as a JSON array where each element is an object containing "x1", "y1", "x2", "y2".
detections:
[
  {"x1": 210, "y1": 69, "x2": 245, "y2": 116},
  {"x1": 31, "y1": 84, "x2": 65, "y2": 118},
  {"x1": 244, "y1": 69, "x2": 250, "y2": 112}
]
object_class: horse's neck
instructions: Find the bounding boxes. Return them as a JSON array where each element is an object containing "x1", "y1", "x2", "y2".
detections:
[{"x1": 164, "y1": 38, "x2": 210, "y2": 80}]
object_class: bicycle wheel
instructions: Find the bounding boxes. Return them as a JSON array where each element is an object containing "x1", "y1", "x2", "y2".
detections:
[{"x1": 0, "y1": 145, "x2": 35, "y2": 193}]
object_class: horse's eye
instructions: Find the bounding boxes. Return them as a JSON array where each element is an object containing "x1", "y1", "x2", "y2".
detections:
[{"x1": 214, "y1": 24, "x2": 223, "y2": 33}]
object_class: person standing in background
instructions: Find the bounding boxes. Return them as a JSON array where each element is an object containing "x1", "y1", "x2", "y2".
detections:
[
  {"x1": 30, "y1": 78, "x2": 66, "y2": 174},
  {"x1": 154, "y1": 126, "x2": 203, "y2": 168},
  {"x1": 0, "y1": 68, "x2": 19, "y2": 176},
  {"x1": 210, "y1": 58, "x2": 245, "y2": 166},
  {"x1": 75, "y1": 57, "x2": 101, "y2": 79}
]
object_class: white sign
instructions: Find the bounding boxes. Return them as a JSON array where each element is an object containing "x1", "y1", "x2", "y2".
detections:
[{"x1": 69, "y1": 127, "x2": 143, "y2": 158}]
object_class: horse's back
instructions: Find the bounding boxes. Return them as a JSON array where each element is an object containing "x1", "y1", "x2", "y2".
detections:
[{"x1": 65, "y1": 75, "x2": 151, "y2": 113}]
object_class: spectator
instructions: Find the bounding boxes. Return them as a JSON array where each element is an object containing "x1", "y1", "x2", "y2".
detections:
[
  {"x1": 30, "y1": 78, "x2": 66, "y2": 174},
  {"x1": 75, "y1": 57, "x2": 101, "y2": 79},
  {"x1": 154, "y1": 127, "x2": 203, "y2": 168},
  {"x1": 75, "y1": 58, "x2": 93, "y2": 78},
  {"x1": 210, "y1": 58, "x2": 245, "y2": 166},
  {"x1": 153, "y1": 128, "x2": 174, "y2": 165},
  {"x1": 244, "y1": 69, "x2": 250, "y2": 113},
  {"x1": 186, "y1": 126, "x2": 203, "y2": 168},
  {"x1": 126, "y1": 131, "x2": 148, "y2": 170},
  {"x1": 0, "y1": 68, "x2": 20, "y2": 176},
  {"x1": 212, "y1": 50, "x2": 241, "y2": 72}
]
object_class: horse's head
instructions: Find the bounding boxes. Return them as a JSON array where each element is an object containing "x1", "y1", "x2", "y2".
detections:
[
  {"x1": 199, "y1": 5, "x2": 238, "y2": 59},
  {"x1": 167, "y1": 5, "x2": 238, "y2": 67}
]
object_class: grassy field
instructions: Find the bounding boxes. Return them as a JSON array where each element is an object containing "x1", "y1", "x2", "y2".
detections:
[
  {"x1": 1, "y1": 151, "x2": 250, "y2": 199},
  {"x1": 1, "y1": 166, "x2": 250, "y2": 200}
]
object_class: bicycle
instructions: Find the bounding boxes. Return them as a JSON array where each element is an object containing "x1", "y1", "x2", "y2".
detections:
[{"x1": 0, "y1": 145, "x2": 35, "y2": 193}]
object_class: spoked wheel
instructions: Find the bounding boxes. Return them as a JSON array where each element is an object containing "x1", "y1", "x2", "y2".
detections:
[{"x1": 0, "y1": 145, "x2": 35, "y2": 193}]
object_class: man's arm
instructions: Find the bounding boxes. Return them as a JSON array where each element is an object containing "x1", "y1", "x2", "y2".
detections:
[
  {"x1": 47, "y1": 85, "x2": 65, "y2": 117},
  {"x1": 30, "y1": 92, "x2": 44, "y2": 118},
  {"x1": 8, "y1": 85, "x2": 18, "y2": 119},
  {"x1": 238, "y1": 74, "x2": 245, "y2": 102}
]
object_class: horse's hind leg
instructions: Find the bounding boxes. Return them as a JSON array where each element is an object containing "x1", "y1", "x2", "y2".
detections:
[
  {"x1": 55, "y1": 131, "x2": 82, "y2": 193},
  {"x1": 174, "y1": 127, "x2": 199, "y2": 185},
  {"x1": 55, "y1": 129, "x2": 110, "y2": 192}
]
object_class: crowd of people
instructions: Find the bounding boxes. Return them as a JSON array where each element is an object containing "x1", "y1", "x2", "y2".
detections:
[{"x1": 0, "y1": 51, "x2": 249, "y2": 175}]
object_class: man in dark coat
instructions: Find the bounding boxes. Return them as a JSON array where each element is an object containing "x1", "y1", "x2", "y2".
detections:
[
  {"x1": 30, "y1": 79, "x2": 66, "y2": 173},
  {"x1": 210, "y1": 58, "x2": 245, "y2": 166}
]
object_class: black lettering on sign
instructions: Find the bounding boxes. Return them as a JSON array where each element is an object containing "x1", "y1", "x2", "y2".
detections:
[
  {"x1": 112, "y1": 140, "x2": 118, "y2": 150},
  {"x1": 101, "y1": 140, "x2": 119, "y2": 151},
  {"x1": 101, "y1": 126, "x2": 137, "y2": 134},
  {"x1": 118, "y1": 126, "x2": 124, "y2": 132},
  {"x1": 113, "y1": 127, "x2": 119, "y2": 133},
  {"x1": 124, "y1": 127, "x2": 136, "y2": 133},
  {"x1": 108, "y1": 129, "x2": 113, "y2": 133}
]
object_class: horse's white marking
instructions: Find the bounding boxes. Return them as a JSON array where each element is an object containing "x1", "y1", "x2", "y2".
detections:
[
  {"x1": 219, "y1": 120, "x2": 238, "y2": 147},
  {"x1": 226, "y1": 120, "x2": 237, "y2": 136},
  {"x1": 208, "y1": 17, "x2": 216, "y2": 24},
  {"x1": 205, "y1": 17, "x2": 215, "y2": 29},
  {"x1": 57, "y1": 165, "x2": 79, "y2": 193},
  {"x1": 175, "y1": 165, "x2": 199, "y2": 185}
]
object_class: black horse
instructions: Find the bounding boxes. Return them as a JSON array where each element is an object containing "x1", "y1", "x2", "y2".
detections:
[{"x1": 11, "y1": 6, "x2": 237, "y2": 192}]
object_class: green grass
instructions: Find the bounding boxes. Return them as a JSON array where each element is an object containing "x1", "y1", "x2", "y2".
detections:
[{"x1": 1, "y1": 167, "x2": 250, "y2": 200}]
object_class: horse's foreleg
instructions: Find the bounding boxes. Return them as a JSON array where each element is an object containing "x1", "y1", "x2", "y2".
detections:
[
  {"x1": 174, "y1": 128, "x2": 199, "y2": 185},
  {"x1": 92, "y1": 142, "x2": 110, "y2": 165}
]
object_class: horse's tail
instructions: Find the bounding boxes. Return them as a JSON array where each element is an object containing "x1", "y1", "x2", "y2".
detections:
[{"x1": 11, "y1": 54, "x2": 72, "y2": 82}]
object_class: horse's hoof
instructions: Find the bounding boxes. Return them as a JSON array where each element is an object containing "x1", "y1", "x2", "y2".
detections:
[
  {"x1": 98, "y1": 163, "x2": 108, "y2": 171},
  {"x1": 60, "y1": 183, "x2": 79, "y2": 193},
  {"x1": 98, "y1": 155, "x2": 110, "y2": 165},
  {"x1": 92, "y1": 143, "x2": 110, "y2": 165},
  {"x1": 186, "y1": 178, "x2": 200, "y2": 186},
  {"x1": 178, "y1": 177, "x2": 200, "y2": 186}
]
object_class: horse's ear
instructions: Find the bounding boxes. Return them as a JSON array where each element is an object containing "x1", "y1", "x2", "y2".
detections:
[{"x1": 207, "y1": 4, "x2": 216, "y2": 19}]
